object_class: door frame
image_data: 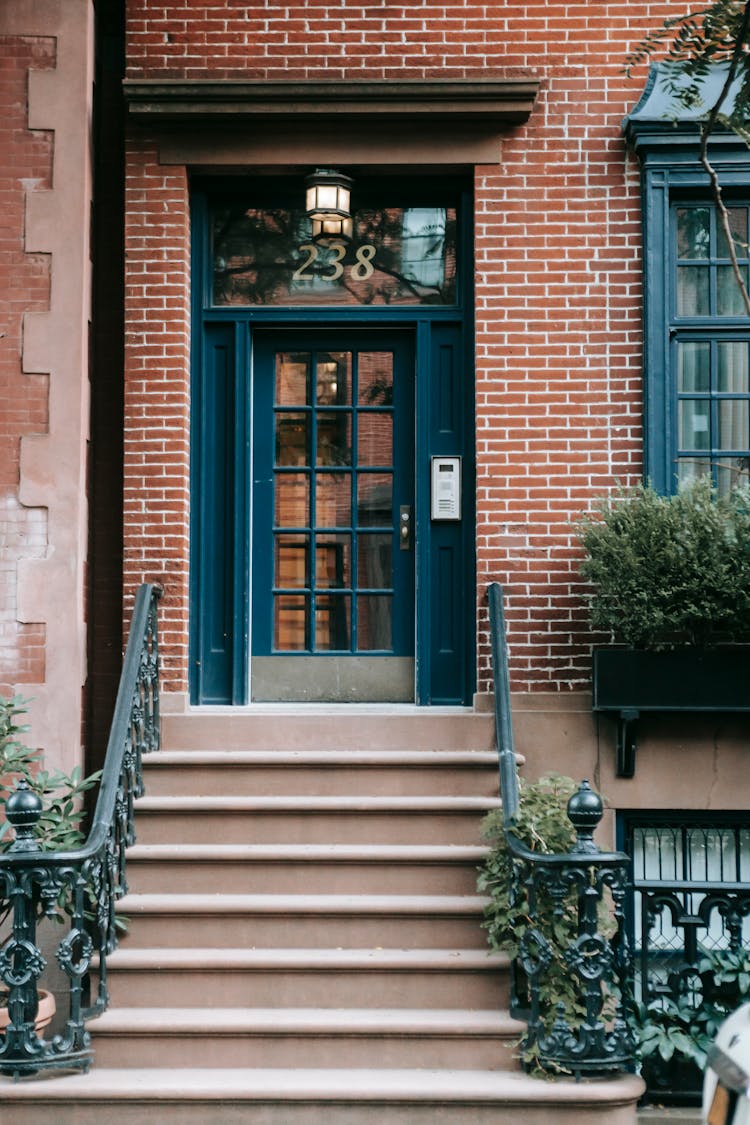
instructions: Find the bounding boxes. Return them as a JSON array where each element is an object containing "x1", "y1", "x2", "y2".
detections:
[{"x1": 189, "y1": 176, "x2": 476, "y2": 705}]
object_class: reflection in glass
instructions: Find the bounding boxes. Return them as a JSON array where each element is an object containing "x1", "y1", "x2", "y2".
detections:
[
  {"x1": 719, "y1": 400, "x2": 749, "y2": 451},
  {"x1": 315, "y1": 595, "x2": 351, "y2": 650},
  {"x1": 357, "y1": 532, "x2": 392, "y2": 588},
  {"x1": 275, "y1": 413, "x2": 309, "y2": 466},
  {"x1": 718, "y1": 342, "x2": 749, "y2": 393},
  {"x1": 275, "y1": 535, "x2": 309, "y2": 588},
  {"x1": 678, "y1": 342, "x2": 710, "y2": 392},
  {"x1": 317, "y1": 413, "x2": 352, "y2": 466},
  {"x1": 315, "y1": 535, "x2": 351, "y2": 589},
  {"x1": 275, "y1": 474, "x2": 309, "y2": 527},
  {"x1": 212, "y1": 205, "x2": 457, "y2": 307},
  {"x1": 358, "y1": 415, "x2": 393, "y2": 467},
  {"x1": 677, "y1": 266, "x2": 709, "y2": 316},
  {"x1": 679, "y1": 400, "x2": 710, "y2": 451},
  {"x1": 717, "y1": 208, "x2": 748, "y2": 258},
  {"x1": 275, "y1": 354, "x2": 310, "y2": 406},
  {"x1": 357, "y1": 473, "x2": 392, "y2": 527},
  {"x1": 274, "y1": 595, "x2": 308, "y2": 651},
  {"x1": 358, "y1": 353, "x2": 393, "y2": 405},
  {"x1": 677, "y1": 208, "x2": 710, "y2": 259},
  {"x1": 357, "y1": 595, "x2": 393, "y2": 650},
  {"x1": 316, "y1": 473, "x2": 351, "y2": 527},
  {"x1": 316, "y1": 352, "x2": 351, "y2": 405},
  {"x1": 717, "y1": 265, "x2": 748, "y2": 316}
]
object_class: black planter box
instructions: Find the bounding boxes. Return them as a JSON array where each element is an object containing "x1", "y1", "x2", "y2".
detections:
[{"x1": 592, "y1": 648, "x2": 750, "y2": 777}]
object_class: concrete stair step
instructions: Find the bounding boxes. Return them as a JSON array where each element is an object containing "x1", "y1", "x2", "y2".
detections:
[
  {"x1": 124, "y1": 843, "x2": 487, "y2": 894},
  {"x1": 132, "y1": 795, "x2": 499, "y2": 845},
  {"x1": 89, "y1": 1006, "x2": 525, "y2": 1069},
  {"x1": 117, "y1": 892, "x2": 491, "y2": 948},
  {"x1": 104, "y1": 947, "x2": 509, "y2": 1009},
  {"x1": 142, "y1": 749, "x2": 499, "y2": 797},
  {"x1": 162, "y1": 708, "x2": 496, "y2": 753},
  {"x1": 0, "y1": 1067, "x2": 645, "y2": 1124}
]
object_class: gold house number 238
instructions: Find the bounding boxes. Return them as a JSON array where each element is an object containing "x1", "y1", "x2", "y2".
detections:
[{"x1": 292, "y1": 242, "x2": 376, "y2": 283}]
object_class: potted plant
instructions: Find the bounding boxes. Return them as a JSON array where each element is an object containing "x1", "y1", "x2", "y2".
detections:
[
  {"x1": 0, "y1": 694, "x2": 101, "y2": 1035},
  {"x1": 578, "y1": 480, "x2": 750, "y2": 775}
]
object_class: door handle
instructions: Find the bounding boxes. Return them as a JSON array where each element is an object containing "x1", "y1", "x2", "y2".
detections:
[{"x1": 399, "y1": 505, "x2": 413, "y2": 551}]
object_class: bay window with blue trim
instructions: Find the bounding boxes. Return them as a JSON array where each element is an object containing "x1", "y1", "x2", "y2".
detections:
[{"x1": 625, "y1": 65, "x2": 750, "y2": 494}]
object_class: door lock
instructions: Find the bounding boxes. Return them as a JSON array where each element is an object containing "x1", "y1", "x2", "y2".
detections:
[{"x1": 399, "y1": 505, "x2": 413, "y2": 551}]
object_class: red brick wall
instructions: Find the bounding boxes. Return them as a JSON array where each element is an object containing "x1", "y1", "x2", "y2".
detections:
[
  {"x1": 0, "y1": 36, "x2": 54, "y2": 693},
  {"x1": 123, "y1": 140, "x2": 190, "y2": 693},
  {"x1": 123, "y1": 2, "x2": 680, "y2": 694}
]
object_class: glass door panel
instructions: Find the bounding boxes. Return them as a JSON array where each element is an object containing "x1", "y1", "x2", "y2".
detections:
[{"x1": 252, "y1": 331, "x2": 415, "y2": 701}]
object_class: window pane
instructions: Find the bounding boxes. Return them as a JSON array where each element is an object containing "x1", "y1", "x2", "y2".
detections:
[
  {"x1": 316, "y1": 352, "x2": 351, "y2": 405},
  {"x1": 358, "y1": 352, "x2": 394, "y2": 406},
  {"x1": 274, "y1": 595, "x2": 308, "y2": 651},
  {"x1": 717, "y1": 208, "x2": 748, "y2": 259},
  {"x1": 679, "y1": 400, "x2": 710, "y2": 451},
  {"x1": 212, "y1": 205, "x2": 457, "y2": 307},
  {"x1": 316, "y1": 413, "x2": 352, "y2": 466},
  {"x1": 677, "y1": 266, "x2": 709, "y2": 315},
  {"x1": 718, "y1": 342, "x2": 749, "y2": 392},
  {"x1": 276, "y1": 414, "x2": 309, "y2": 466},
  {"x1": 357, "y1": 532, "x2": 393, "y2": 589},
  {"x1": 677, "y1": 459, "x2": 711, "y2": 488},
  {"x1": 275, "y1": 535, "x2": 309, "y2": 588},
  {"x1": 315, "y1": 534, "x2": 351, "y2": 589},
  {"x1": 316, "y1": 473, "x2": 351, "y2": 528},
  {"x1": 717, "y1": 265, "x2": 748, "y2": 316},
  {"x1": 717, "y1": 460, "x2": 750, "y2": 495},
  {"x1": 677, "y1": 208, "x2": 710, "y2": 259},
  {"x1": 315, "y1": 595, "x2": 351, "y2": 650},
  {"x1": 275, "y1": 353, "x2": 310, "y2": 406},
  {"x1": 357, "y1": 595, "x2": 393, "y2": 650},
  {"x1": 677, "y1": 342, "x2": 710, "y2": 392},
  {"x1": 718, "y1": 400, "x2": 749, "y2": 451},
  {"x1": 275, "y1": 474, "x2": 309, "y2": 527},
  {"x1": 358, "y1": 415, "x2": 393, "y2": 467},
  {"x1": 357, "y1": 473, "x2": 392, "y2": 527}
]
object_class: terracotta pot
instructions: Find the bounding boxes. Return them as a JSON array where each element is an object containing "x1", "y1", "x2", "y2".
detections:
[{"x1": 0, "y1": 989, "x2": 56, "y2": 1035}]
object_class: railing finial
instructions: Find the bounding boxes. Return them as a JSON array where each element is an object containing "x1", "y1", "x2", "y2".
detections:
[
  {"x1": 567, "y1": 779, "x2": 603, "y2": 854},
  {"x1": 5, "y1": 778, "x2": 42, "y2": 853}
]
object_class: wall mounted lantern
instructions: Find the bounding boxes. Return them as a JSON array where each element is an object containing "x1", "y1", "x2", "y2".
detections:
[{"x1": 305, "y1": 168, "x2": 353, "y2": 239}]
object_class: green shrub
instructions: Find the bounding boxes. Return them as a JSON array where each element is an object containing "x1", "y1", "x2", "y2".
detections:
[
  {"x1": 0, "y1": 695, "x2": 100, "y2": 853},
  {"x1": 578, "y1": 480, "x2": 750, "y2": 649}
]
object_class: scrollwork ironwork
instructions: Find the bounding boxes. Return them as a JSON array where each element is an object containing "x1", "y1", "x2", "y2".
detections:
[{"x1": 0, "y1": 584, "x2": 161, "y2": 1077}]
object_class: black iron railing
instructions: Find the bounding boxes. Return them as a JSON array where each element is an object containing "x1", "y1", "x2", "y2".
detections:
[
  {"x1": 0, "y1": 583, "x2": 161, "y2": 1077},
  {"x1": 487, "y1": 582, "x2": 635, "y2": 1076},
  {"x1": 625, "y1": 815, "x2": 750, "y2": 1103}
]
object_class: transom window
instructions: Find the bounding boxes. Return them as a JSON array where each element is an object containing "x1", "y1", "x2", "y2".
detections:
[
  {"x1": 212, "y1": 205, "x2": 457, "y2": 307},
  {"x1": 672, "y1": 204, "x2": 750, "y2": 492}
]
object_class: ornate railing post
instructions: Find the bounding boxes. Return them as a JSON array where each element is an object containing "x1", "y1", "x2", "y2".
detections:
[
  {"x1": 487, "y1": 582, "x2": 635, "y2": 1077},
  {"x1": 0, "y1": 583, "x2": 162, "y2": 1077}
]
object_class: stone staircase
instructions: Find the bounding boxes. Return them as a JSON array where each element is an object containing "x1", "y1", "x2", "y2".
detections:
[{"x1": 1, "y1": 709, "x2": 643, "y2": 1122}]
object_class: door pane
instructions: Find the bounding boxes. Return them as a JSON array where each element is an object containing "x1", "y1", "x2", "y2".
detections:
[
  {"x1": 357, "y1": 595, "x2": 393, "y2": 650},
  {"x1": 357, "y1": 473, "x2": 392, "y2": 526},
  {"x1": 275, "y1": 535, "x2": 309, "y2": 587},
  {"x1": 717, "y1": 265, "x2": 748, "y2": 316},
  {"x1": 718, "y1": 342, "x2": 749, "y2": 392},
  {"x1": 718, "y1": 401, "x2": 749, "y2": 451},
  {"x1": 274, "y1": 595, "x2": 308, "y2": 651},
  {"x1": 275, "y1": 474, "x2": 309, "y2": 527},
  {"x1": 677, "y1": 342, "x2": 710, "y2": 392},
  {"x1": 316, "y1": 352, "x2": 351, "y2": 405},
  {"x1": 275, "y1": 353, "x2": 310, "y2": 406},
  {"x1": 316, "y1": 473, "x2": 351, "y2": 528},
  {"x1": 315, "y1": 534, "x2": 351, "y2": 589},
  {"x1": 276, "y1": 414, "x2": 309, "y2": 466},
  {"x1": 677, "y1": 266, "x2": 709, "y2": 316},
  {"x1": 315, "y1": 595, "x2": 351, "y2": 650},
  {"x1": 677, "y1": 208, "x2": 710, "y2": 258},
  {"x1": 357, "y1": 532, "x2": 392, "y2": 588},
  {"x1": 717, "y1": 208, "x2": 748, "y2": 258},
  {"x1": 317, "y1": 413, "x2": 352, "y2": 466},
  {"x1": 358, "y1": 352, "x2": 394, "y2": 405},
  {"x1": 358, "y1": 415, "x2": 393, "y2": 467}
]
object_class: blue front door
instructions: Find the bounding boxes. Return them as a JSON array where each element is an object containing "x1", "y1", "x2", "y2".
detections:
[{"x1": 251, "y1": 330, "x2": 415, "y2": 701}]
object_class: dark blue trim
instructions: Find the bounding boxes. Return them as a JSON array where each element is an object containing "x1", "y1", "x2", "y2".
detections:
[{"x1": 190, "y1": 178, "x2": 475, "y2": 705}]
